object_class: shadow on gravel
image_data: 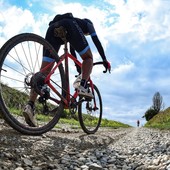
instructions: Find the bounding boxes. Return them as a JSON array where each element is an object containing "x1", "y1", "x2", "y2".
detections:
[
  {"x1": 0, "y1": 124, "x2": 131, "y2": 169},
  {"x1": 0, "y1": 125, "x2": 129, "y2": 151},
  {"x1": 0, "y1": 126, "x2": 119, "y2": 153}
]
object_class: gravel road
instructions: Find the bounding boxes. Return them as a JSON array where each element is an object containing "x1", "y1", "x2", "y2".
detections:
[{"x1": 0, "y1": 121, "x2": 170, "y2": 170}]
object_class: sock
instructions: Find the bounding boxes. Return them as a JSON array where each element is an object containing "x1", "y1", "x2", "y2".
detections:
[
  {"x1": 80, "y1": 79, "x2": 87, "y2": 88},
  {"x1": 28, "y1": 101, "x2": 34, "y2": 109}
]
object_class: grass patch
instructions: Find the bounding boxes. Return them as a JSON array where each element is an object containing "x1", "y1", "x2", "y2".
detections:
[
  {"x1": 1, "y1": 107, "x2": 131, "y2": 129},
  {"x1": 58, "y1": 118, "x2": 80, "y2": 126},
  {"x1": 101, "y1": 118, "x2": 131, "y2": 128},
  {"x1": 0, "y1": 83, "x2": 131, "y2": 129},
  {"x1": 144, "y1": 107, "x2": 170, "y2": 129}
]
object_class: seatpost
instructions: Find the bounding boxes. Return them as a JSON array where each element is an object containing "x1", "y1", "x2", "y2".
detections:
[
  {"x1": 54, "y1": 26, "x2": 70, "y2": 101},
  {"x1": 64, "y1": 40, "x2": 68, "y2": 54},
  {"x1": 63, "y1": 37, "x2": 70, "y2": 102}
]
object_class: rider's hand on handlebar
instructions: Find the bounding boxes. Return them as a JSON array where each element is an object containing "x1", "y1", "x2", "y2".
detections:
[{"x1": 103, "y1": 60, "x2": 111, "y2": 73}]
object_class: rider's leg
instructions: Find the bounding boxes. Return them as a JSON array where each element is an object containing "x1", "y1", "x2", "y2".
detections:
[
  {"x1": 23, "y1": 23, "x2": 61, "y2": 126},
  {"x1": 23, "y1": 60, "x2": 55, "y2": 127},
  {"x1": 75, "y1": 48, "x2": 94, "y2": 98},
  {"x1": 27, "y1": 60, "x2": 55, "y2": 104},
  {"x1": 80, "y1": 49, "x2": 93, "y2": 87},
  {"x1": 26, "y1": 22, "x2": 61, "y2": 105}
]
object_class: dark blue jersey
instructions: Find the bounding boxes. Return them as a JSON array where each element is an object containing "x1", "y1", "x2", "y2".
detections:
[
  {"x1": 46, "y1": 13, "x2": 106, "y2": 61},
  {"x1": 73, "y1": 18, "x2": 106, "y2": 60},
  {"x1": 74, "y1": 18, "x2": 96, "y2": 36}
]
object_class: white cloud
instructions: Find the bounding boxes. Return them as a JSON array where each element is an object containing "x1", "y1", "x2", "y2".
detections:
[
  {"x1": 0, "y1": 1, "x2": 52, "y2": 47},
  {"x1": 113, "y1": 61, "x2": 134, "y2": 74},
  {"x1": 104, "y1": 0, "x2": 170, "y2": 45},
  {"x1": 0, "y1": 4, "x2": 33, "y2": 47},
  {"x1": 1, "y1": 0, "x2": 170, "y2": 126},
  {"x1": 1, "y1": 6, "x2": 34, "y2": 36}
]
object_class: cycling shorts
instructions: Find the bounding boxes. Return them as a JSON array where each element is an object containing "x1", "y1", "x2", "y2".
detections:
[{"x1": 43, "y1": 18, "x2": 90, "y2": 60}]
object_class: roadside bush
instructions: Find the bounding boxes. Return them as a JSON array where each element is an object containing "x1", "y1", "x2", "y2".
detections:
[{"x1": 144, "y1": 108, "x2": 158, "y2": 121}]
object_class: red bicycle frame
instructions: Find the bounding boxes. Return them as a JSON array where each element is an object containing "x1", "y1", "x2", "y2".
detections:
[{"x1": 40, "y1": 43, "x2": 95, "y2": 109}]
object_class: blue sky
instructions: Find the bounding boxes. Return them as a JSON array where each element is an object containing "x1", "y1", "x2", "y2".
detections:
[{"x1": 1, "y1": 0, "x2": 170, "y2": 126}]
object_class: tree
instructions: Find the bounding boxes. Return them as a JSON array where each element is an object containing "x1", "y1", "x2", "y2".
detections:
[
  {"x1": 143, "y1": 107, "x2": 158, "y2": 121},
  {"x1": 143, "y1": 92, "x2": 164, "y2": 121},
  {"x1": 152, "y1": 92, "x2": 163, "y2": 113}
]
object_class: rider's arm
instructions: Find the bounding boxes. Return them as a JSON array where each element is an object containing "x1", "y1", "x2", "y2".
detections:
[
  {"x1": 87, "y1": 22, "x2": 111, "y2": 72},
  {"x1": 91, "y1": 35, "x2": 106, "y2": 61},
  {"x1": 91, "y1": 35, "x2": 111, "y2": 73},
  {"x1": 86, "y1": 22, "x2": 107, "y2": 61}
]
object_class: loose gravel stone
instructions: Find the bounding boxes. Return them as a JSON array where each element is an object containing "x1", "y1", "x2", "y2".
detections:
[{"x1": 0, "y1": 121, "x2": 170, "y2": 170}]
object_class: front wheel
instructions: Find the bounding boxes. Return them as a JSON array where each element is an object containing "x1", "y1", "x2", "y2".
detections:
[
  {"x1": 0, "y1": 33, "x2": 65, "y2": 135},
  {"x1": 78, "y1": 84, "x2": 102, "y2": 134}
]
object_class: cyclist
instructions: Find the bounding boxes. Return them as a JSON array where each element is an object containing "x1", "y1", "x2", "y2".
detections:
[{"x1": 23, "y1": 13, "x2": 111, "y2": 127}]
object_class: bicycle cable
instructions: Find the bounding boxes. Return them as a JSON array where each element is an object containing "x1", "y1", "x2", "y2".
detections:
[{"x1": 50, "y1": 78, "x2": 76, "y2": 99}]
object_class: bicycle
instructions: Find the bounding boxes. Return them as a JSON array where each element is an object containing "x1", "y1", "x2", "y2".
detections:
[{"x1": 0, "y1": 28, "x2": 105, "y2": 135}]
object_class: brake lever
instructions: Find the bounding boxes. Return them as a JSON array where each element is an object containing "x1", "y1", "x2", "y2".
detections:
[
  {"x1": 103, "y1": 62, "x2": 111, "y2": 73},
  {"x1": 103, "y1": 68, "x2": 107, "y2": 73},
  {"x1": 103, "y1": 67, "x2": 111, "y2": 73}
]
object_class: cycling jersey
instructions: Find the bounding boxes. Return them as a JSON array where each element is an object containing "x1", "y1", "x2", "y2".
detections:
[
  {"x1": 74, "y1": 18, "x2": 96, "y2": 36},
  {"x1": 49, "y1": 13, "x2": 74, "y2": 25},
  {"x1": 43, "y1": 13, "x2": 106, "y2": 62}
]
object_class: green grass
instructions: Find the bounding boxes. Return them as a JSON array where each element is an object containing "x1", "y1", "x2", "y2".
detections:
[
  {"x1": 0, "y1": 83, "x2": 131, "y2": 129},
  {"x1": 59, "y1": 117, "x2": 80, "y2": 126},
  {"x1": 144, "y1": 107, "x2": 170, "y2": 129},
  {"x1": 57, "y1": 117, "x2": 131, "y2": 129},
  {"x1": 58, "y1": 109, "x2": 131, "y2": 128},
  {"x1": 2, "y1": 107, "x2": 131, "y2": 129},
  {"x1": 101, "y1": 118, "x2": 131, "y2": 128}
]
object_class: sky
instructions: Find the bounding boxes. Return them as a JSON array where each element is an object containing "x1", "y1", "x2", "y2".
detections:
[{"x1": 1, "y1": 0, "x2": 170, "y2": 126}]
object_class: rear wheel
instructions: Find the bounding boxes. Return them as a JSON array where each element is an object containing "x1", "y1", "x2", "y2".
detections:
[
  {"x1": 0, "y1": 33, "x2": 65, "y2": 135},
  {"x1": 78, "y1": 84, "x2": 102, "y2": 134}
]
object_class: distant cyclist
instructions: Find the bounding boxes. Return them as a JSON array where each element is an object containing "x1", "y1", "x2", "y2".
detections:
[
  {"x1": 137, "y1": 120, "x2": 140, "y2": 127},
  {"x1": 23, "y1": 13, "x2": 111, "y2": 127}
]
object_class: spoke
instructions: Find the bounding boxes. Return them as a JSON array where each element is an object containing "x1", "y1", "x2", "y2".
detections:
[
  {"x1": 4, "y1": 63, "x2": 26, "y2": 77},
  {"x1": 21, "y1": 42, "x2": 32, "y2": 72},
  {"x1": 14, "y1": 47, "x2": 27, "y2": 75},
  {"x1": 33, "y1": 42, "x2": 41, "y2": 72},
  {"x1": 7, "y1": 53, "x2": 31, "y2": 73},
  {"x1": 1, "y1": 75, "x2": 24, "y2": 83},
  {"x1": 28, "y1": 41, "x2": 33, "y2": 72}
]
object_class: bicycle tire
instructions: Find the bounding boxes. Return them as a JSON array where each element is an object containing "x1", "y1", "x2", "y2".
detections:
[
  {"x1": 0, "y1": 33, "x2": 66, "y2": 135},
  {"x1": 78, "y1": 84, "x2": 102, "y2": 134}
]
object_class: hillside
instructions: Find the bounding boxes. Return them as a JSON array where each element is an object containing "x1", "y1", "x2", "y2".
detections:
[
  {"x1": 145, "y1": 107, "x2": 170, "y2": 129},
  {"x1": 0, "y1": 83, "x2": 131, "y2": 129}
]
